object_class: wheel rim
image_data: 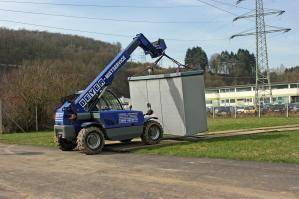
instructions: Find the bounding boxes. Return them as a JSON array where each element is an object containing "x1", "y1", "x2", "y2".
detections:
[
  {"x1": 86, "y1": 132, "x2": 101, "y2": 150},
  {"x1": 148, "y1": 125, "x2": 161, "y2": 140}
]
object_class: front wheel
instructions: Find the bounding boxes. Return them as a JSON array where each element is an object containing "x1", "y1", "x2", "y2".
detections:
[
  {"x1": 77, "y1": 127, "x2": 105, "y2": 155},
  {"x1": 141, "y1": 120, "x2": 163, "y2": 145}
]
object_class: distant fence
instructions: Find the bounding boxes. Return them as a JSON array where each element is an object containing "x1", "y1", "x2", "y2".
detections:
[
  {"x1": 0, "y1": 99, "x2": 52, "y2": 133},
  {"x1": 207, "y1": 103, "x2": 299, "y2": 118}
]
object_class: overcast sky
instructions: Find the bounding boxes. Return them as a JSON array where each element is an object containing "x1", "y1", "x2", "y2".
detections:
[{"x1": 0, "y1": 0, "x2": 298, "y2": 68}]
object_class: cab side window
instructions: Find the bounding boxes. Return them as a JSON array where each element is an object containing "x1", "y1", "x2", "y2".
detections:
[
  {"x1": 103, "y1": 92, "x2": 123, "y2": 110},
  {"x1": 91, "y1": 91, "x2": 123, "y2": 111},
  {"x1": 96, "y1": 98, "x2": 109, "y2": 111}
]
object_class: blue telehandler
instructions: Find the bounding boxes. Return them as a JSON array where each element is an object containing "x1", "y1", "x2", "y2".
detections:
[{"x1": 54, "y1": 33, "x2": 167, "y2": 154}]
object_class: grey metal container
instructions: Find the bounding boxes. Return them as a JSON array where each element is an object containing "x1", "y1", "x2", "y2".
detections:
[{"x1": 128, "y1": 70, "x2": 207, "y2": 136}]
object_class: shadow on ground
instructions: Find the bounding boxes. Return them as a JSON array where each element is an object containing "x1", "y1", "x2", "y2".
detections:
[{"x1": 0, "y1": 151, "x2": 44, "y2": 156}]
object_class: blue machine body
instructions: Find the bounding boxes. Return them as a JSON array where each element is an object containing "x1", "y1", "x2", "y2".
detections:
[{"x1": 54, "y1": 33, "x2": 166, "y2": 141}]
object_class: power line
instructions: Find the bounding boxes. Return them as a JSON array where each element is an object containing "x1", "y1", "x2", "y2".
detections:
[
  {"x1": 196, "y1": 0, "x2": 237, "y2": 16},
  {"x1": 0, "y1": 19, "x2": 228, "y2": 42},
  {"x1": 197, "y1": 0, "x2": 290, "y2": 47},
  {"x1": 0, "y1": 0, "x2": 236, "y2": 42},
  {"x1": 163, "y1": 37, "x2": 228, "y2": 42},
  {"x1": 208, "y1": 0, "x2": 274, "y2": 12},
  {"x1": 0, "y1": 19, "x2": 129, "y2": 37},
  {"x1": 267, "y1": 32, "x2": 287, "y2": 40},
  {"x1": 0, "y1": 8, "x2": 222, "y2": 24},
  {"x1": 0, "y1": 0, "x2": 204, "y2": 8},
  {"x1": 233, "y1": 9, "x2": 285, "y2": 21},
  {"x1": 207, "y1": 0, "x2": 252, "y2": 11},
  {"x1": 230, "y1": 29, "x2": 291, "y2": 39},
  {"x1": 195, "y1": 0, "x2": 265, "y2": 35},
  {"x1": 196, "y1": 0, "x2": 269, "y2": 24}
]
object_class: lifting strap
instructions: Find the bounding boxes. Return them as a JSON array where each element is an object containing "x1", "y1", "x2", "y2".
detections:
[
  {"x1": 153, "y1": 53, "x2": 192, "y2": 71},
  {"x1": 132, "y1": 53, "x2": 192, "y2": 77}
]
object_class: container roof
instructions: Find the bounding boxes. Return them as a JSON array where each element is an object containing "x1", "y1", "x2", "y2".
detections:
[{"x1": 128, "y1": 70, "x2": 204, "y2": 81}]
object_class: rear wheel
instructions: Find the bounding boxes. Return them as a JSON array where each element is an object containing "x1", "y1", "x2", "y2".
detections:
[
  {"x1": 77, "y1": 127, "x2": 105, "y2": 155},
  {"x1": 141, "y1": 120, "x2": 163, "y2": 145}
]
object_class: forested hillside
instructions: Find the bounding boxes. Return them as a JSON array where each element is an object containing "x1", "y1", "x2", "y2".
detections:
[
  {"x1": 0, "y1": 28, "x2": 120, "y2": 65},
  {"x1": 0, "y1": 28, "x2": 297, "y2": 132}
]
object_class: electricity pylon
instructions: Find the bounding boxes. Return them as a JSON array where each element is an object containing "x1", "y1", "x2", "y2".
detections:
[{"x1": 231, "y1": 0, "x2": 290, "y2": 117}]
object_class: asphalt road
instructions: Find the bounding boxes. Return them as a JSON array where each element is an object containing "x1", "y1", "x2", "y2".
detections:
[{"x1": 0, "y1": 143, "x2": 299, "y2": 199}]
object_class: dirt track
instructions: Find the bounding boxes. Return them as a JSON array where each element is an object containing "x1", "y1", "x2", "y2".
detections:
[
  {"x1": 0, "y1": 143, "x2": 299, "y2": 199},
  {"x1": 104, "y1": 124, "x2": 299, "y2": 152}
]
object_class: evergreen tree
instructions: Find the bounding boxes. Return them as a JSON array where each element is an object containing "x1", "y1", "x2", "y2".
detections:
[{"x1": 184, "y1": 46, "x2": 208, "y2": 71}]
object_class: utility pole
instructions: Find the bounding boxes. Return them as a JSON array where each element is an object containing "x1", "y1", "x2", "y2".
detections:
[
  {"x1": 35, "y1": 106, "x2": 39, "y2": 132},
  {"x1": 231, "y1": 0, "x2": 291, "y2": 117},
  {"x1": 0, "y1": 100, "x2": 3, "y2": 134},
  {"x1": 254, "y1": 0, "x2": 272, "y2": 111}
]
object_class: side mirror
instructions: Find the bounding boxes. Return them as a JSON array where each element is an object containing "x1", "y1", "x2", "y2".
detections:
[
  {"x1": 145, "y1": 109, "x2": 154, "y2": 116},
  {"x1": 145, "y1": 103, "x2": 154, "y2": 115}
]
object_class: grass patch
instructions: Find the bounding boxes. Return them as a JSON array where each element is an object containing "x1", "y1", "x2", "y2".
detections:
[
  {"x1": 0, "y1": 131, "x2": 55, "y2": 148},
  {"x1": 137, "y1": 131, "x2": 299, "y2": 163},
  {"x1": 0, "y1": 117, "x2": 298, "y2": 164},
  {"x1": 208, "y1": 117, "x2": 299, "y2": 132}
]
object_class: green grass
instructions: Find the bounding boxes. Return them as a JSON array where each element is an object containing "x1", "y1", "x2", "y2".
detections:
[
  {"x1": 137, "y1": 131, "x2": 299, "y2": 163},
  {"x1": 208, "y1": 117, "x2": 299, "y2": 132},
  {"x1": 0, "y1": 131, "x2": 55, "y2": 148},
  {"x1": 0, "y1": 117, "x2": 298, "y2": 163}
]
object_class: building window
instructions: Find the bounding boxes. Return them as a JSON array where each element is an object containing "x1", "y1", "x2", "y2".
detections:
[
  {"x1": 236, "y1": 87, "x2": 251, "y2": 92},
  {"x1": 230, "y1": 99, "x2": 236, "y2": 103},
  {"x1": 272, "y1": 84, "x2": 288, "y2": 89},
  {"x1": 206, "y1": 89, "x2": 219, "y2": 94},
  {"x1": 290, "y1": 84, "x2": 298, "y2": 88},
  {"x1": 291, "y1": 96, "x2": 299, "y2": 103},
  {"x1": 220, "y1": 88, "x2": 235, "y2": 93},
  {"x1": 206, "y1": 100, "x2": 212, "y2": 104},
  {"x1": 263, "y1": 98, "x2": 270, "y2": 104}
]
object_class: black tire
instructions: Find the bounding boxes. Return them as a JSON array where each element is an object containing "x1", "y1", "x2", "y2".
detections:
[
  {"x1": 120, "y1": 139, "x2": 133, "y2": 144},
  {"x1": 77, "y1": 127, "x2": 105, "y2": 155},
  {"x1": 141, "y1": 120, "x2": 163, "y2": 145},
  {"x1": 57, "y1": 138, "x2": 77, "y2": 151}
]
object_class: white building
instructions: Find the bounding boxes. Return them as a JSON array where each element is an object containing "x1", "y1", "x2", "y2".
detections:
[{"x1": 205, "y1": 82, "x2": 299, "y2": 107}]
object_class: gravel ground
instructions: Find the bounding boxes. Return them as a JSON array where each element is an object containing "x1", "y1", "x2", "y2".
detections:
[{"x1": 0, "y1": 143, "x2": 299, "y2": 199}]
